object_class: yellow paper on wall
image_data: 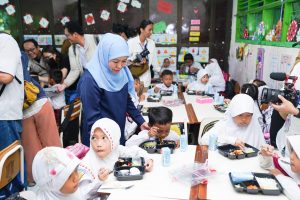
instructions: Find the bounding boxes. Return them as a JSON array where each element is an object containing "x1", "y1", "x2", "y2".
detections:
[
  {"x1": 190, "y1": 32, "x2": 200, "y2": 37},
  {"x1": 189, "y1": 37, "x2": 199, "y2": 42}
]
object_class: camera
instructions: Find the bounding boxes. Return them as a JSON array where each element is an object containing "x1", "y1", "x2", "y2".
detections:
[
  {"x1": 261, "y1": 72, "x2": 300, "y2": 106},
  {"x1": 134, "y1": 48, "x2": 150, "y2": 63}
]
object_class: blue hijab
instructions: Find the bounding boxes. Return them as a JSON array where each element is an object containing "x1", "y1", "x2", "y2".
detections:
[{"x1": 86, "y1": 33, "x2": 135, "y2": 97}]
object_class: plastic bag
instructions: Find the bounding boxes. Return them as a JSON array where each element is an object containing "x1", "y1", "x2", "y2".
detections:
[{"x1": 169, "y1": 161, "x2": 215, "y2": 186}]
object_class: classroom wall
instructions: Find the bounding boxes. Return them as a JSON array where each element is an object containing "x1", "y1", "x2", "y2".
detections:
[{"x1": 228, "y1": 0, "x2": 299, "y2": 89}]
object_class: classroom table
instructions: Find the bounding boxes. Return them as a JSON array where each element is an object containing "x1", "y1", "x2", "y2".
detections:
[
  {"x1": 98, "y1": 145, "x2": 197, "y2": 200},
  {"x1": 183, "y1": 93, "x2": 225, "y2": 122}
]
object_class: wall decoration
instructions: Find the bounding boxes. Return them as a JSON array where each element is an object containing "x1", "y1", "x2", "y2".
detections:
[
  {"x1": 38, "y1": 35, "x2": 52, "y2": 45},
  {"x1": 156, "y1": 47, "x2": 177, "y2": 68},
  {"x1": 296, "y1": 28, "x2": 300, "y2": 42},
  {"x1": 157, "y1": 0, "x2": 173, "y2": 15},
  {"x1": 191, "y1": 19, "x2": 200, "y2": 25},
  {"x1": 100, "y1": 10, "x2": 110, "y2": 21},
  {"x1": 178, "y1": 47, "x2": 209, "y2": 63},
  {"x1": 287, "y1": 20, "x2": 298, "y2": 42},
  {"x1": 54, "y1": 35, "x2": 67, "y2": 45},
  {"x1": 117, "y1": 2, "x2": 127, "y2": 13},
  {"x1": 243, "y1": 28, "x2": 249, "y2": 39},
  {"x1": 23, "y1": 14, "x2": 33, "y2": 25},
  {"x1": 5, "y1": 4, "x2": 15, "y2": 16},
  {"x1": 151, "y1": 33, "x2": 177, "y2": 45},
  {"x1": 153, "y1": 21, "x2": 167, "y2": 34},
  {"x1": 131, "y1": 0, "x2": 141, "y2": 9},
  {"x1": 85, "y1": 13, "x2": 95, "y2": 25},
  {"x1": 190, "y1": 26, "x2": 200, "y2": 31},
  {"x1": 265, "y1": 29, "x2": 275, "y2": 41},
  {"x1": 189, "y1": 37, "x2": 199, "y2": 42},
  {"x1": 256, "y1": 48, "x2": 265, "y2": 80},
  {"x1": 189, "y1": 32, "x2": 200, "y2": 37},
  {"x1": 120, "y1": 0, "x2": 130, "y2": 3},
  {"x1": 60, "y1": 16, "x2": 70, "y2": 26},
  {"x1": 275, "y1": 20, "x2": 282, "y2": 41},
  {"x1": 39, "y1": 17, "x2": 49, "y2": 29},
  {"x1": 0, "y1": 0, "x2": 9, "y2": 6}
]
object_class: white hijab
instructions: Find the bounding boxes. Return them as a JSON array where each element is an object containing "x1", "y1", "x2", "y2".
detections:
[
  {"x1": 205, "y1": 58, "x2": 225, "y2": 92},
  {"x1": 188, "y1": 69, "x2": 213, "y2": 93},
  {"x1": 32, "y1": 147, "x2": 82, "y2": 200},
  {"x1": 278, "y1": 135, "x2": 300, "y2": 184},
  {"x1": 82, "y1": 118, "x2": 121, "y2": 176},
  {"x1": 202, "y1": 94, "x2": 266, "y2": 149}
]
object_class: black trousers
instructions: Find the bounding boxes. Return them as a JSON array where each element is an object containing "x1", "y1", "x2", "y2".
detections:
[{"x1": 269, "y1": 110, "x2": 285, "y2": 148}]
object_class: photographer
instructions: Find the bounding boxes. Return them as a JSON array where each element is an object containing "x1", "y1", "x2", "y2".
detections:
[{"x1": 127, "y1": 19, "x2": 160, "y2": 88}]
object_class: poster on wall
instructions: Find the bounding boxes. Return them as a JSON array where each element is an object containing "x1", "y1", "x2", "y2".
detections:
[
  {"x1": 151, "y1": 34, "x2": 177, "y2": 45},
  {"x1": 256, "y1": 48, "x2": 265, "y2": 80},
  {"x1": 156, "y1": 47, "x2": 177, "y2": 70},
  {"x1": 24, "y1": 35, "x2": 52, "y2": 46},
  {"x1": 178, "y1": 47, "x2": 209, "y2": 63},
  {"x1": 54, "y1": 35, "x2": 67, "y2": 45}
]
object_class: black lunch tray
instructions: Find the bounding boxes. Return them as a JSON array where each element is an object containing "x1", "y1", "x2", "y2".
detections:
[
  {"x1": 217, "y1": 144, "x2": 259, "y2": 159},
  {"x1": 213, "y1": 104, "x2": 228, "y2": 113},
  {"x1": 229, "y1": 172, "x2": 283, "y2": 195},
  {"x1": 147, "y1": 95, "x2": 161, "y2": 102},
  {"x1": 114, "y1": 157, "x2": 145, "y2": 181},
  {"x1": 139, "y1": 140, "x2": 176, "y2": 154},
  {"x1": 160, "y1": 90, "x2": 173, "y2": 96}
]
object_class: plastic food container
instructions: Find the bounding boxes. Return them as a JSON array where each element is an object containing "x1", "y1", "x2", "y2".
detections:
[
  {"x1": 114, "y1": 157, "x2": 145, "y2": 181},
  {"x1": 147, "y1": 95, "x2": 161, "y2": 102},
  {"x1": 217, "y1": 144, "x2": 259, "y2": 160},
  {"x1": 229, "y1": 172, "x2": 283, "y2": 195},
  {"x1": 162, "y1": 99, "x2": 183, "y2": 107},
  {"x1": 160, "y1": 90, "x2": 173, "y2": 96},
  {"x1": 139, "y1": 140, "x2": 176, "y2": 154}
]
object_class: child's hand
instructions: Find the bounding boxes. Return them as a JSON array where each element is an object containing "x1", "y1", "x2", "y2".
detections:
[
  {"x1": 175, "y1": 140, "x2": 180, "y2": 148},
  {"x1": 154, "y1": 87, "x2": 160, "y2": 93},
  {"x1": 270, "y1": 168, "x2": 282, "y2": 176},
  {"x1": 234, "y1": 138, "x2": 245, "y2": 149},
  {"x1": 139, "y1": 94, "x2": 145, "y2": 102},
  {"x1": 224, "y1": 98, "x2": 231, "y2": 105},
  {"x1": 260, "y1": 144, "x2": 274, "y2": 156},
  {"x1": 148, "y1": 126, "x2": 159, "y2": 137},
  {"x1": 98, "y1": 168, "x2": 110, "y2": 181},
  {"x1": 145, "y1": 159, "x2": 154, "y2": 172}
]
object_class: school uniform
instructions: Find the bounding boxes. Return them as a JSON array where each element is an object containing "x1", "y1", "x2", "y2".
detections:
[
  {"x1": 187, "y1": 69, "x2": 214, "y2": 93},
  {"x1": 205, "y1": 59, "x2": 225, "y2": 92}
]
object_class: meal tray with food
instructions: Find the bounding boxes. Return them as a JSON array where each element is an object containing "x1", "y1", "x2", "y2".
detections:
[
  {"x1": 139, "y1": 140, "x2": 176, "y2": 154},
  {"x1": 114, "y1": 157, "x2": 145, "y2": 181},
  {"x1": 217, "y1": 144, "x2": 259, "y2": 159}
]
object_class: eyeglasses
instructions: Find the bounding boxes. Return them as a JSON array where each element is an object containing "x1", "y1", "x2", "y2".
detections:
[{"x1": 25, "y1": 47, "x2": 36, "y2": 53}]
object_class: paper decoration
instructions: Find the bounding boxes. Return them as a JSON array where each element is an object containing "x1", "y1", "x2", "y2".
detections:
[
  {"x1": 23, "y1": 14, "x2": 33, "y2": 25},
  {"x1": 117, "y1": 2, "x2": 127, "y2": 13},
  {"x1": 243, "y1": 28, "x2": 249, "y2": 39},
  {"x1": 100, "y1": 10, "x2": 110, "y2": 21},
  {"x1": 5, "y1": 4, "x2": 15, "y2": 15},
  {"x1": 38, "y1": 35, "x2": 52, "y2": 45},
  {"x1": 190, "y1": 26, "x2": 200, "y2": 31},
  {"x1": 157, "y1": 0, "x2": 173, "y2": 15},
  {"x1": 256, "y1": 48, "x2": 265, "y2": 80},
  {"x1": 191, "y1": 19, "x2": 200, "y2": 25},
  {"x1": 296, "y1": 28, "x2": 300, "y2": 42},
  {"x1": 188, "y1": 47, "x2": 198, "y2": 55},
  {"x1": 287, "y1": 20, "x2": 298, "y2": 42},
  {"x1": 120, "y1": 0, "x2": 130, "y2": 3},
  {"x1": 265, "y1": 29, "x2": 275, "y2": 41},
  {"x1": 151, "y1": 34, "x2": 177, "y2": 45},
  {"x1": 275, "y1": 20, "x2": 282, "y2": 41},
  {"x1": 153, "y1": 21, "x2": 167, "y2": 34},
  {"x1": 60, "y1": 16, "x2": 70, "y2": 26},
  {"x1": 178, "y1": 47, "x2": 209, "y2": 63},
  {"x1": 189, "y1": 32, "x2": 200, "y2": 37},
  {"x1": 54, "y1": 35, "x2": 67, "y2": 45},
  {"x1": 24, "y1": 35, "x2": 39, "y2": 42},
  {"x1": 189, "y1": 37, "x2": 199, "y2": 42},
  {"x1": 39, "y1": 17, "x2": 49, "y2": 29},
  {"x1": 85, "y1": 13, "x2": 95, "y2": 25},
  {"x1": 156, "y1": 47, "x2": 177, "y2": 68},
  {"x1": 131, "y1": 0, "x2": 141, "y2": 8},
  {"x1": 0, "y1": 0, "x2": 9, "y2": 6}
]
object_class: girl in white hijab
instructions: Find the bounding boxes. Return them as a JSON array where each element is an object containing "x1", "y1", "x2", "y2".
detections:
[
  {"x1": 200, "y1": 94, "x2": 266, "y2": 149},
  {"x1": 260, "y1": 135, "x2": 300, "y2": 200},
  {"x1": 32, "y1": 147, "x2": 100, "y2": 200},
  {"x1": 205, "y1": 58, "x2": 226, "y2": 92},
  {"x1": 82, "y1": 118, "x2": 153, "y2": 178},
  {"x1": 187, "y1": 69, "x2": 214, "y2": 94}
]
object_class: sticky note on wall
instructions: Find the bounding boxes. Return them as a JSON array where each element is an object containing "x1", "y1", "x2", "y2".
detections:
[
  {"x1": 190, "y1": 32, "x2": 200, "y2": 37},
  {"x1": 189, "y1": 37, "x2": 199, "y2": 42}
]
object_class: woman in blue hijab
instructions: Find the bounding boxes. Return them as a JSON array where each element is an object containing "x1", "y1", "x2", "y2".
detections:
[{"x1": 78, "y1": 33, "x2": 148, "y2": 145}]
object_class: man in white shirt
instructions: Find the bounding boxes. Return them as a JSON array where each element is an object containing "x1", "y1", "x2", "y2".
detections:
[
  {"x1": 127, "y1": 20, "x2": 160, "y2": 88},
  {"x1": 57, "y1": 21, "x2": 97, "y2": 92}
]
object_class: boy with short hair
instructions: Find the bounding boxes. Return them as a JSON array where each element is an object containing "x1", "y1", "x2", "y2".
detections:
[
  {"x1": 126, "y1": 106, "x2": 180, "y2": 146},
  {"x1": 152, "y1": 69, "x2": 178, "y2": 94}
]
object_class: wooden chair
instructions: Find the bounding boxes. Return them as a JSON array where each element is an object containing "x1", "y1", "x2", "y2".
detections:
[
  {"x1": 0, "y1": 140, "x2": 36, "y2": 199},
  {"x1": 198, "y1": 117, "x2": 222, "y2": 144}
]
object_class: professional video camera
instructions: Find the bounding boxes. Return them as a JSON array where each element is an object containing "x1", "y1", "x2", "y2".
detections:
[
  {"x1": 261, "y1": 72, "x2": 300, "y2": 106},
  {"x1": 134, "y1": 48, "x2": 150, "y2": 63}
]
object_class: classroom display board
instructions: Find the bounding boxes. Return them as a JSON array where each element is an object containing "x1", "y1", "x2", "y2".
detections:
[{"x1": 236, "y1": 0, "x2": 300, "y2": 48}]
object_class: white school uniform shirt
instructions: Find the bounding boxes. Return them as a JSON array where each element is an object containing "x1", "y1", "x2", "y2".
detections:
[
  {"x1": 125, "y1": 129, "x2": 180, "y2": 146},
  {"x1": 187, "y1": 69, "x2": 214, "y2": 93},
  {"x1": 0, "y1": 34, "x2": 24, "y2": 120},
  {"x1": 127, "y1": 35, "x2": 160, "y2": 87},
  {"x1": 153, "y1": 83, "x2": 178, "y2": 93},
  {"x1": 200, "y1": 94, "x2": 266, "y2": 149},
  {"x1": 205, "y1": 58, "x2": 225, "y2": 92}
]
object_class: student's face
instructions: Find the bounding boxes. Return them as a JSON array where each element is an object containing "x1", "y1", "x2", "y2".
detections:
[
  {"x1": 23, "y1": 42, "x2": 41, "y2": 59},
  {"x1": 233, "y1": 112, "x2": 253, "y2": 127},
  {"x1": 200, "y1": 74, "x2": 209, "y2": 84},
  {"x1": 162, "y1": 75, "x2": 173, "y2": 87},
  {"x1": 43, "y1": 52, "x2": 56, "y2": 62},
  {"x1": 163, "y1": 59, "x2": 170, "y2": 68},
  {"x1": 134, "y1": 79, "x2": 141, "y2": 92},
  {"x1": 140, "y1": 24, "x2": 153, "y2": 38},
  {"x1": 290, "y1": 149, "x2": 300, "y2": 173},
  {"x1": 153, "y1": 123, "x2": 171, "y2": 140},
  {"x1": 185, "y1": 59, "x2": 193, "y2": 67},
  {"x1": 108, "y1": 56, "x2": 128, "y2": 74},
  {"x1": 64, "y1": 28, "x2": 78, "y2": 44},
  {"x1": 60, "y1": 168, "x2": 80, "y2": 194},
  {"x1": 90, "y1": 128, "x2": 112, "y2": 159}
]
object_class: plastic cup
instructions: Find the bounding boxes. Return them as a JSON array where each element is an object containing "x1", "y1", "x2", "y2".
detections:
[{"x1": 209, "y1": 134, "x2": 218, "y2": 151}]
